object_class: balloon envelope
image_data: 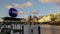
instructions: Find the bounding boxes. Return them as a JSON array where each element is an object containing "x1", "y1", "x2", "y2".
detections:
[{"x1": 9, "y1": 8, "x2": 17, "y2": 17}]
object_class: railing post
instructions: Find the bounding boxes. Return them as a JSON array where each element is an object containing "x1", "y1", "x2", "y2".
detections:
[
  {"x1": 22, "y1": 26, "x2": 24, "y2": 34},
  {"x1": 38, "y1": 26, "x2": 40, "y2": 34}
]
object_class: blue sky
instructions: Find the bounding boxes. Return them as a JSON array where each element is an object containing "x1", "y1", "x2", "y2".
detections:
[{"x1": 0, "y1": 0, "x2": 60, "y2": 18}]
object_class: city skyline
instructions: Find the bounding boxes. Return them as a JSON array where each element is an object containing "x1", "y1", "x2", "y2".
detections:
[{"x1": 0, "y1": 0, "x2": 60, "y2": 18}]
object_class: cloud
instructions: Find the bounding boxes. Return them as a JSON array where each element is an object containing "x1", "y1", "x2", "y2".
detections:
[
  {"x1": 25, "y1": 2, "x2": 32, "y2": 7},
  {"x1": 39, "y1": 0, "x2": 49, "y2": 3},
  {"x1": 5, "y1": 5, "x2": 12, "y2": 9},
  {"x1": 5, "y1": 2, "x2": 32, "y2": 9},
  {"x1": 13, "y1": 2, "x2": 32, "y2": 8},
  {"x1": 19, "y1": 4, "x2": 25, "y2": 8},
  {"x1": 31, "y1": 10, "x2": 39, "y2": 14},
  {"x1": 18, "y1": 11, "x2": 24, "y2": 14},
  {"x1": 39, "y1": 0, "x2": 60, "y2": 3},
  {"x1": 55, "y1": 0, "x2": 60, "y2": 5},
  {"x1": 13, "y1": 3, "x2": 25, "y2": 8},
  {"x1": 13, "y1": 3, "x2": 19, "y2": 7}
]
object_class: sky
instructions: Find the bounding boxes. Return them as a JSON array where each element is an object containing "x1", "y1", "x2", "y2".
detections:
[{"x1": 0, "y1": 0, "x2": 60, "y2": 18}]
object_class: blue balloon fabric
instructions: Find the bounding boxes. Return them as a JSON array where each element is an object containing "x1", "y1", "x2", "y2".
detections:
[{"x1": 9, "y1": 8, "x2": 17, "y2": 17}]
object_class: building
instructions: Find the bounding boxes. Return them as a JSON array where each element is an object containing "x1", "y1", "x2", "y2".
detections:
[{"x1": 0, "y1": 17, "x2": 24, "y2": 34}]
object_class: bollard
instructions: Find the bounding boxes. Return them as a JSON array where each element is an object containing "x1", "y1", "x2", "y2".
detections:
[
  {"x1": 38, "y1": 26, "x2": 40, "y2": 34},
  {"x1": 22, "y1": 26, "x2": 24, "y2": 34}
]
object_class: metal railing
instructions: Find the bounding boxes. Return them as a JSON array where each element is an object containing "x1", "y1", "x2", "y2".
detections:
[{"x1": 0, "y1": 22, "x2": 60, "y2": 34}]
